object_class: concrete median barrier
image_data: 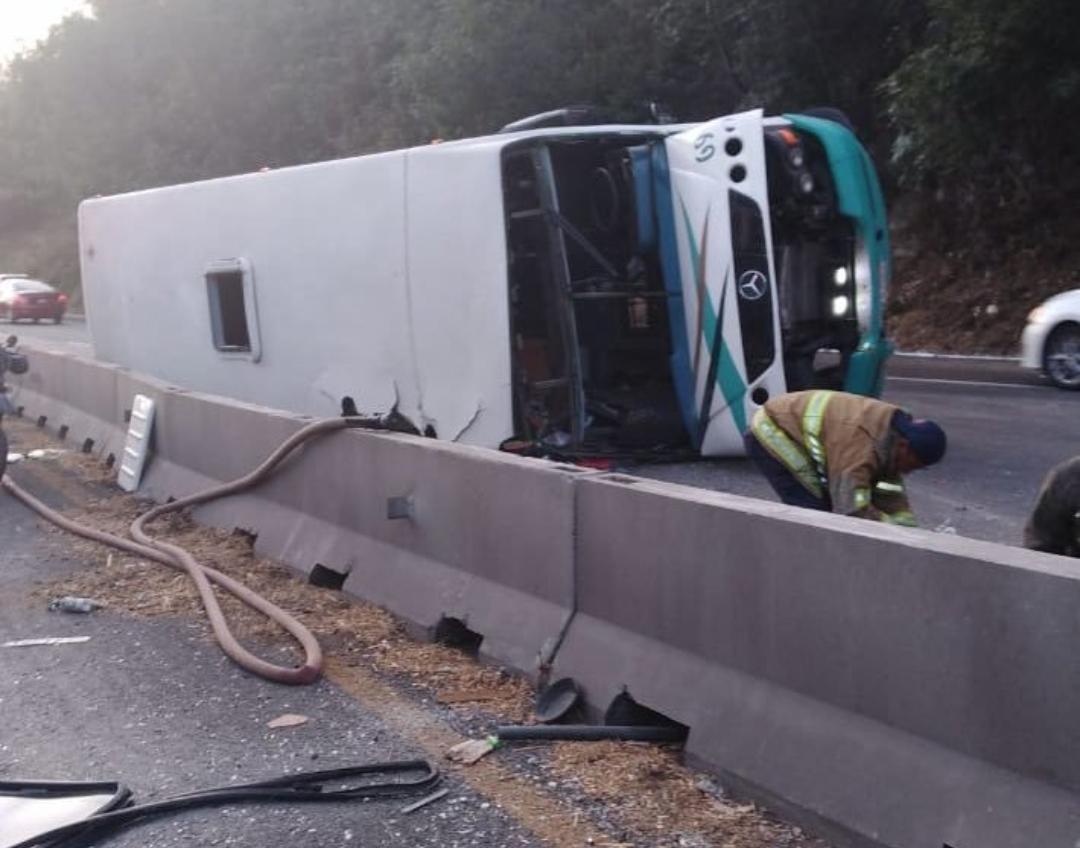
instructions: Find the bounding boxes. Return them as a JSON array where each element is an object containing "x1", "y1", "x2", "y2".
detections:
[
  {"x1": 255, "y1": 431, "x2": 581, "y2": 672},
  {"x1": 553, "y1": 473, "x2": 1080, "y2": 848},
  {"x1": 12, "y1": 346, "x2": 125, "y2": 459},
  {"x1": 137, "y1": 383, "x2": 582, "y2": 672},
  {"x1": 11, "y1": 342, "x2": 579, "y2": 675},
  {"x1": 11, "y1": 341, "x2": 1080, "y2": 848}
]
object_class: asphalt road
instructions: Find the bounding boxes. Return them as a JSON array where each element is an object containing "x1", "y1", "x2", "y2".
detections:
[
  {"x1": 0, "y1": 470, "x2": 540, "y2": 848},
  {"x1": 634, "y1": 356, "x2": 1076, "y2": 547},
  {"x1": 5, "y1": 314, "x2": 91, "y2": 353},
  {"x1": 10, "y1": 316, "x2": 1074, "y2": 547}
]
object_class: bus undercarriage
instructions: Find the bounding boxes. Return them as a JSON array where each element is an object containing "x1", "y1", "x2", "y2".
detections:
[{"x1": 501, "y1": 122, "x2": 865, "y2": 458}]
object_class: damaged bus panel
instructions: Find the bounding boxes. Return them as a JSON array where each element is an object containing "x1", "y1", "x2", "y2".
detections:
[{"x1": 80, "y1": 109, "x2": 890, "y2": 457}]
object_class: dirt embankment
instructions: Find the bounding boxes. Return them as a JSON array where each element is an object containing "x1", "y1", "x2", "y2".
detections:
[{"x1": 887, "y1": 193, "x2": 1080, "y2": 355}]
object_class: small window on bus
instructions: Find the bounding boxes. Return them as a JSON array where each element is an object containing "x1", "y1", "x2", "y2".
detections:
[{"x1": 205, "y1": 259, "x2": 261, "y2": 361}]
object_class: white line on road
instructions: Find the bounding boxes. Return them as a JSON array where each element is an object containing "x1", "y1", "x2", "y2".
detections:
[
  {"x1": 895, "y1": 351, "x2": 1019, "y2": 363},
  {"x1": 888, "y1": 376, "x2": 1044, "y2": 390}
]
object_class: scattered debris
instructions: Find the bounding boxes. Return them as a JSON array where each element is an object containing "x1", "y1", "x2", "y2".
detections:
[
  {"x1": 267, "y1": 713, "x2": 309, "y2": 729},
  {"x1": 446, "y1": 735, "x2": 500, "y2": 765},
  {"x1": 448, "y1": 719, "x2": 686, "y2": 764},
  {"x1": 694, "y1": 775, "x2": 725, "y2": 799},
  {"x1": 498, "y1": 724, "x2": 687, "y2": 743},
  {"x1": 27, "y1": 448, "x2": 67, "y2": 460},
  {"x1": 48, "y1": 596, "x2": 104, "y2": 613},
  {"x1": 437, "y1": 688, "x2": 500, "y2": 705},
  {"x1": 934, "y1": 522, "x2": 958, "y2": 535},
  {"x1": 117, "y1": 394, "x2": 155, "y2": 492},
  {"x1": 534, "y1": 677, "x2": 583, "y2": 723},
  {"x1": 21, "y1": 415, "x2": 823, "y2": 847},
  {"x1": 548, "y1": 741, "x2": 828, "y2": 847},
  {"x1": 3, "y1": 636, "x2": 92, "y2": 647},
  {"x1": 400, "y1": 786, "x2": 449, "y2": 814},
  {"x1": 6, "y1": 452, "x2": 24, "y2": 464}
]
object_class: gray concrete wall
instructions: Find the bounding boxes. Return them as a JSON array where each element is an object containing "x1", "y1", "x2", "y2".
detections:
[
  {"x1": 554, "y1": 474, "x2": 1080, "y2": 847},
  {"x1": 144, "y1": 386, "x2": 582, "y2": 673},
  {"x1": 13, "y1": 347, "x2": 126, "y2": 460},
  {"x1": 10, "y1": 341, "x2": 1080, "y2": 848},
  {"x1": 12, "y1": 345, "x2": 579, "y2": 675}
]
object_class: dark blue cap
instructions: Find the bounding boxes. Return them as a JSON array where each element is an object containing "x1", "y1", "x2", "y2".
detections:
[{"x1": 892, "y1": 412, "x2": 947, "y2": 466}]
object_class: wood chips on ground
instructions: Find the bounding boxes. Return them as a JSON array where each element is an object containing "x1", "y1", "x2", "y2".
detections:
[
  {"x1": 548, "y1": 741, "x2": 826, "y2": 847},
  {"x1": 30, "y1": 487, "x2": 533, "y2": 722}
]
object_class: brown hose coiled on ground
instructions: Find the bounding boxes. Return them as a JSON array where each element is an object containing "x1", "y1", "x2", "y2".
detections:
[{"x1": 2, "y1": 416, "x2": 366, "y2": 685}]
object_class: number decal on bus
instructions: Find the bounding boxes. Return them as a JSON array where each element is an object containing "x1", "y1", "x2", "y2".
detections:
[{"x1": 694, "y1": 132, "x2": 716, "y2": 163}]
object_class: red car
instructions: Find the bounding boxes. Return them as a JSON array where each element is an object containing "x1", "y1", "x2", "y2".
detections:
[{"x1": 0, "y1": 276, "x2": 68, "y2": 323}]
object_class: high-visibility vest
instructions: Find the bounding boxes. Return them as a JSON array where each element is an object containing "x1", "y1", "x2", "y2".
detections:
[{"x1": 751, "y1": 390, "x2": 916, "y2": 525}]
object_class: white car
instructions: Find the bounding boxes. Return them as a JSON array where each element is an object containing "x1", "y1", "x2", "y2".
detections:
[{"x1": 1022, "y1": 289, "x2": 1080, "y2": 389}]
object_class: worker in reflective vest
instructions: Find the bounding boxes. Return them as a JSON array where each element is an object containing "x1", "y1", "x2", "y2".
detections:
[
  {"x1": 743, "y1": 390, "x2": 947, "y2": 525},
  {"x1": 1024, "y1": 456, "x2": 1080, "y2": 557}
]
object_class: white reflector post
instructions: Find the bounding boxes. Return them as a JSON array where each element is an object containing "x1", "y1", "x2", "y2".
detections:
[{"x1": 117, "y1": 394, "x2": 155, "y2": 492}]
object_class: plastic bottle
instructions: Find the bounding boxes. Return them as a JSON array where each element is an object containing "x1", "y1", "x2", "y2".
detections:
[{"x1": 48, "y1": 596, "x2": 101, "y2": 614}]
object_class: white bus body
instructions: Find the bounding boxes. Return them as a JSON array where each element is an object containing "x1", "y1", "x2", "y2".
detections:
[{"x1": 80, "y1": 108, "x2": 891, "y2": 456}]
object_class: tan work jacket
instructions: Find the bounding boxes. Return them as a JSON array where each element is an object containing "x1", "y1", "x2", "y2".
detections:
[{"x1": 751, "y1": 390, "x2": 916, "y2": 524}]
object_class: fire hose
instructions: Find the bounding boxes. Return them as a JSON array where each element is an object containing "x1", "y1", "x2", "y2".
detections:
[
  {"x1": 1, "y1": 416, "x2": 376, "y2": 685},
  {"x1": 5, "y1": 760, "x2": 441, "y2": 848}
]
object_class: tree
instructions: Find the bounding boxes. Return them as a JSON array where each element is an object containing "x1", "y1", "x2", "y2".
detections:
[{"x1": 885, "y1": 0, "x2": 1080, "y2": 225}]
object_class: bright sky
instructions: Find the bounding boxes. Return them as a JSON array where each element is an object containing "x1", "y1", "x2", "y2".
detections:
[{"x1": 0, "y1": 0, "x2": 90, "y2": 64}]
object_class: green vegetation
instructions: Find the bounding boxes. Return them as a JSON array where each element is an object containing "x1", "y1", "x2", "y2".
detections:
[
  {"x1": 885, "y1": 0, "x2": 1080, "y2": 242},
  {"x1": 0, "y1": 0, "x2": 1077, "y2": 347}
]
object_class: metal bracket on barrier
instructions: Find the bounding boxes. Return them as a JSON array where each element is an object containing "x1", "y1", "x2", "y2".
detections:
[{"x1": 387, "y1": 495, "x2": 414, "y2": 520}]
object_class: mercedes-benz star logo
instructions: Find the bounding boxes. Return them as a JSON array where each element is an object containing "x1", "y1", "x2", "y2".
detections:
[{"x1": 737, "y1": 269, "x2": 767, "y2": 301}]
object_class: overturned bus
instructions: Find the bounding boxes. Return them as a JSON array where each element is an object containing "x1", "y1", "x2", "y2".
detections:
[{"x1": 79, "y1": 108, "x2": 891, "y2": 457}]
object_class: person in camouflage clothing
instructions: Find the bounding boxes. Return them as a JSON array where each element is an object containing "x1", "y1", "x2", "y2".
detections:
[{"x1": 1024, "y1": 456, "x2": 1080, "y2": 557}]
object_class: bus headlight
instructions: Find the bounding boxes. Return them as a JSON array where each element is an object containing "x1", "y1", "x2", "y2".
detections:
[
  {"x1": 833, "y1": 267, "x2": 849, "y2": 286},
  {"x1": 853, "y1": 242, "x2": 873, "y2": 333},
  {"x1": 798, "y1": 172, "x2": 815, "y2": 194},
  {"x1": 831, "y1": 295, "x2": 850, "y2": 317}
]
